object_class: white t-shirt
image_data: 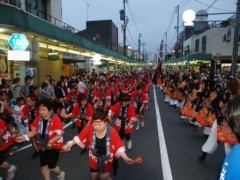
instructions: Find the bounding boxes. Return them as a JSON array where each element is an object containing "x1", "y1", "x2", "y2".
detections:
[
  {"x1": 78, "y1": 81, "x2": 86, "y2": 93},
  {"x1": 13, "y1": 105, "x2": 22, "y2": 124}
]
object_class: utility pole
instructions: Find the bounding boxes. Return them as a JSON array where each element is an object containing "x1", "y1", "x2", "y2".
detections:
[
  {"x1": 86, "y1": 3, "x2": 89, "y2": 21},
  {"x1": 142, "y1": 42, "x2": 145, "y2": 61},
  {"x1": 176, "y1": 5, "x2": 179, "y2": 42},
  {"x1": 123, "y1": 0, "x2": 128, "y2": 56},
  {"x1": 232, "y1": 0, "x2": 240, "y2": 77},
  {"x1": 138, "y1": 33, "x2": 142, "y2": 59},
  {"x1": 175, "y1": 5, "x2": 180, "y2": 57},
  {"x1": 165, "y1": 32, "x2": 168, "y2": 55}
]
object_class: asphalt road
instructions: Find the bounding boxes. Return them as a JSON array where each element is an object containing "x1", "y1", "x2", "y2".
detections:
[
  {"x1": 0, "y1": 86, "x2": 225, "y2": 180},
  {"x1": 155, "y1": 86, "x2": 225, "y2": 180}
]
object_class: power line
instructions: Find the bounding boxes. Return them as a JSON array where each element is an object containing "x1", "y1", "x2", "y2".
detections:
[
  {"x1": 166, "y1": 12, "x2": 176, "y2": 33},
  {"x1": 81, "y1": 0, "x2": 119, "y2": 20},
  {"x1": 126, "y1": 1, "x2": 140, "y2": 33},
  {"x1": 126, "y1": 39, "x2": 137, "y2": 47},
  {"x1": 89, "y1": 0, "x2": 119, "y2": 18},
  {"x1": 160, "y1": 10, "x2": 175, "y2": 45},
  {"x1": 206, "y1": 0, "x2": 218, "y2": 11},
  {"x1": 180, "y1": 0, "x2": 191, "y2": 7},
  {"x1": 168, "y1": 31, "x2": 177, "y2": 48},
  {"x1": 193, "y1": 0, "x2": 233, "y2": 12},
  {"x1": 83, "y1": 0, "x2": 142, "y2": 51},
  {"x1": 127, "y1": 27, "x2": 138, "y2": 46}
]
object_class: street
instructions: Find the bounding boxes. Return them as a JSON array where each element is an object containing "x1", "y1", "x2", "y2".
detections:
[
  {"x1": 0, "y1": 1, "x2": 238, "y2": 180},
  {"x1": 0, "y1": 86, "x2": 225, "y2": 180}
]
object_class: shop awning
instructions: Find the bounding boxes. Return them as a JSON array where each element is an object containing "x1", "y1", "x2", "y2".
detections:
[
  {"x1": 164, "y1": 54, "x2": 212, "y2": 65},
  {"x1": 0, "y1": 3, "x2": 141, "y2": 64}
]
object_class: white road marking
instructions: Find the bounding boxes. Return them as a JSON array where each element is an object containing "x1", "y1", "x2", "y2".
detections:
[
  {"x1": 153, "y1": 85, "x2": 173, "y2": 180},
  {"x1": 11, "y1": 121, "x2": 73, "y2": 154}
]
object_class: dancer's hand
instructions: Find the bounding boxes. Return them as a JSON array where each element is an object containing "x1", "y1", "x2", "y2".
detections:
[
  {"x1": 124, "y1": 157, "x2": 135, "y2": 165},
  {"x1": 62, "y1": 141, "x2": 74, "y2": 152},
  {"x1": 14, "y1": 136, "x2": 25, "y2": 143}
]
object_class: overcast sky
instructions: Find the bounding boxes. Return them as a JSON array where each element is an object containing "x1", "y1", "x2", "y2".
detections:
[{"x1": 62, "y1": 0, "x2": 236, "y2": 54}]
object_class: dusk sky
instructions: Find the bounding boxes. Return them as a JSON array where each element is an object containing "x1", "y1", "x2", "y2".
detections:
[{"x1": 62, "y1": 0, "x2": 236, "y2": 54}]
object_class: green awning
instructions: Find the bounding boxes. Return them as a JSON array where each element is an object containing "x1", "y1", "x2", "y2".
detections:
[
  {"x1": 164, "y1": 54, "x2": 212, "y2": 65},
  {"x1": 188, "y1": 54, "x2": 212, "y2": 61},
  {"x1": 0, "y1": 3, "x2": 141, "y2": 64}
]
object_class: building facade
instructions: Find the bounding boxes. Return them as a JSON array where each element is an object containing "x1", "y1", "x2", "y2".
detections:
[
  {"x1": 182, "y1": 19, "x2": 240, "y2": 74},
  {"x1": 0, "y1": 0, "x2": 65, "y2": 84},
  {"x1": 78, "y1": 20, "x2": 118, "y2": 52}
]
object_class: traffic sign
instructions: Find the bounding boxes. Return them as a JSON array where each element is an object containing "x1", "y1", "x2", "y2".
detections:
[{"x1": 8, "y1": 33, "x2": 29, "y2": 51}]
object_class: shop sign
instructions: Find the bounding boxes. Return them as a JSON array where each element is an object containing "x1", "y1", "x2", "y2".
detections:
[
  {"x1": 48, "y1": 53, "x2": 60, "y2": 61},
  {"x1": 8, "y1": 33, "x2": 29, "y2": 51},
  {"x1": 8, "y1": 50, "x2": 30, "y2": 61}
]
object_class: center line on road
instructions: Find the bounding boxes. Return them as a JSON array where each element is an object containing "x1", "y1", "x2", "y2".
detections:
[{"x1": 153, "y1": 85, "x2": 173, "y2": 180}]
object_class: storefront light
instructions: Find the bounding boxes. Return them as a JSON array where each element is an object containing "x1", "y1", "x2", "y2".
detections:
[
  {"x1": 67, "y1": 49, "x2": 81, "y2": 55},
  {"x1": 81, "y1": 52, "x2": 92, "y2": 57},
  {"x1": 39, "y1": 42, "x2": 67, "y2": 52},
  {"x1": 0, "y1": 34, "x2": 10, "y2": 40},
  {"x1": 59, "y1": 44, "x2": 68, "y2": 47},
  {"x1": 107, "y1": 58, "x2": 116, "y2": 62},
  {"x1": 93, "y1": 59, "x2": 102, "y2": 65},
  {"x1": 48, "y1": 52, "x2": 58, "y2": 56},
  {"x1": 93, "y1": 54, "x2": 102, "y2": 61},
  {"x1": 222, "y1": 63, "x2": 231, "y2": 67},
  {"x1": 39, "y1": 42, "x2": 48, "y2": 48},
  {"x1": 0, "y1": 28, "x2": 6, "y2": 33},
  {"x1": 48, "y1": 45, "x2": 67, "y2": 52},
  {"x1": 116, "y1": 60, "x2": 122, "y2": 64}
]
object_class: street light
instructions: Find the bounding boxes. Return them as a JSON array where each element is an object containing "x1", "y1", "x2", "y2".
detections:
[
  {"x1": 0, "y1": 28, "x2": 6, "y2": 32},
  {"x1": 182, "y1": 9, "x2": 196, "y2": 26},
  {"x1": 92, "y1": 53, "x2": 102, "y2": 65}
]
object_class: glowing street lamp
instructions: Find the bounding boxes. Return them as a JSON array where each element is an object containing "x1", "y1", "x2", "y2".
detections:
[
  {"x1": 182, "y1": 9, "x2": 196, "y2": 26},
  {"x1": 92, "y1": 54, "x2": 102, "y2": 65}
]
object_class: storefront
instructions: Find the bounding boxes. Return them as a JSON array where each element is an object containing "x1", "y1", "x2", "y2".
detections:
[
  {"x1": 0, "y1": 28, "x2": 64, "y2": 85},
  {"x1": 0, "y1": 3, "x2": 142, "y2": 85},
  {"x1": 163, "y1": 54, "x2": 212, "y2": 73}
]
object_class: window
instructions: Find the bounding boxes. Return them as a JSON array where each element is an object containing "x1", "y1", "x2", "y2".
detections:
[
  {"x1": 195, "y1": 39, "x2": 200, "y2": 53},
  {"x1": 202, "y1": 36, "x2": 207, "y2": 54},
  {"x1": 25, "y1": 0, "x2": 47, "y2": 20}
]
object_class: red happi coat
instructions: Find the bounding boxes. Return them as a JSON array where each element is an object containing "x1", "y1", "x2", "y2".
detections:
[
  {"x1": 113, "y1": 86, "x2": 120, "y2": 96},
  {"x1": 31, "y1": 114, "x2": 64, "y2": 150},
  {"x1": 104, "y1": 87, "x2": 111, "y2": 101},
  {"x1": 21, "y1": 104, "x2": 31, "y2": 119},
  {"x1": 128, "y1": 79, "x2": 137, "y2": 88},
  {"x1": 131, "y1": 91, "x2": 149, "y2": 110},
  {"x1": 70, "y1": 103, "x2": 94, "y2": 127},
  {"x1": 66, "y1": 91, "x2": 80, "y2": 103},
  {"x1": 0, "y1": 119, "x2": 14, "y2": 151},
  {"x1": 120, "y1": 81, "x2": 129, "y2": 94},
  {"x1": 109, "y1": 102, "x2": 137, "y2": 134},
  {"x1": 131, "y1": 91, "x2": 149, "y2": 104},
  {"x1": 109, "y1": 85, "x2": 120, "y2": 103},
  {"x1": 74, "y1": 124, "x2": 125, "y2": 172},
  {"x1": 94, "y1": 88, "x2": 111, "y2": 102},
  {"x1": 143, "y1": 84, "x2": 150, "y2": 94},
  {"x1": 84, "y1": 87, "x2": 99, "y2": 101},
  {"x1": 21, "y1": 104, "x2": 39, "y2": 124}
]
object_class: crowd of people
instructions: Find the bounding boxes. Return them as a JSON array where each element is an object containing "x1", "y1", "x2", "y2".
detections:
[
  {"x1": 154, "y1": 64, "x2": 240, "y2": 180},
  {"x1": 1, "y1": 63, "x2": 239, "y2": 180},
  {"x1": 0, "y1": 69, "x2": 151, "y2": 180}
]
